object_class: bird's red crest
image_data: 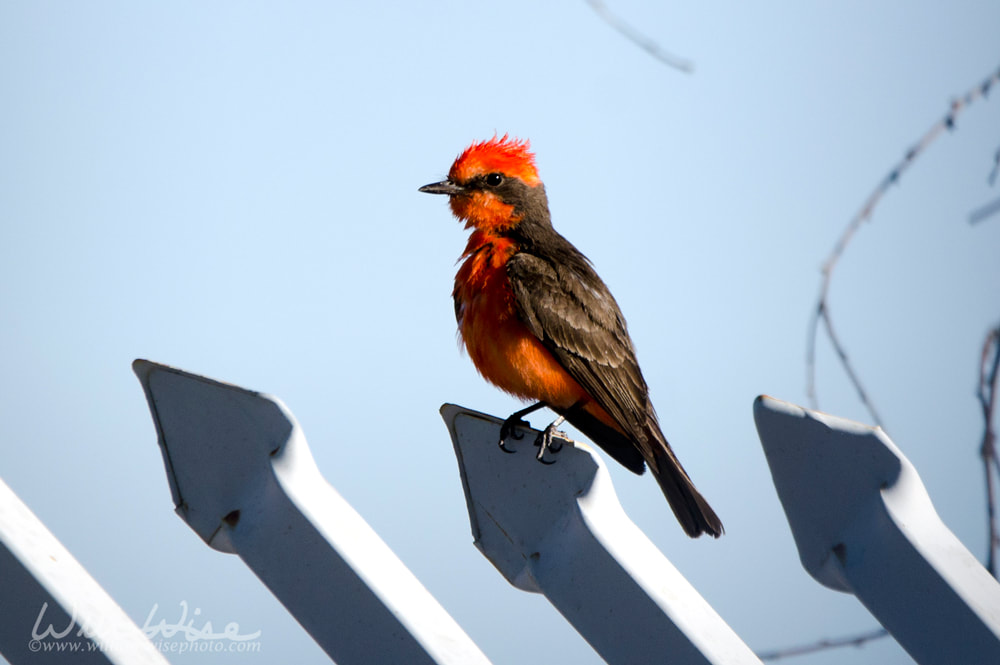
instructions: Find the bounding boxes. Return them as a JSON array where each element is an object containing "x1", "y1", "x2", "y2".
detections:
[{"x1": 449, "y1": 135, "x2": 540, "y2": 187}]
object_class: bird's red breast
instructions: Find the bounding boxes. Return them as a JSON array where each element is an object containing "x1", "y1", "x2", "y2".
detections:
[{"x1": 453, "y1": 228, "x2": 590, "y2": 411}]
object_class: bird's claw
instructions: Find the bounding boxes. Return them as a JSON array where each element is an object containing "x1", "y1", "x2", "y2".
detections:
[
  {"x1": 534, "y1": 426, "x2": 566, "y2": 465},
  {"x1": 498, "y1": 417, "x2": 529, "y2": 453}
]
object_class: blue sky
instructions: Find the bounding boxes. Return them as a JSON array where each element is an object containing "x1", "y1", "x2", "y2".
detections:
[{"x1": 2, "y1": 2, "x2": 999, "y2": 663}]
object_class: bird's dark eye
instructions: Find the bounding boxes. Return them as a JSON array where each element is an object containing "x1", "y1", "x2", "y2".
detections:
[{"x1": 485, "y1": 173, "x2": 503, "y2": 187}]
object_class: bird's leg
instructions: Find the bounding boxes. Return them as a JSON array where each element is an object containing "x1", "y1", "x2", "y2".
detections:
[
  {"x1": 498, "y1": 402, "x2": 546, "y2": 453},
  {"x1": 534, "y1": 415, "x2": 567, "y2": 464}
]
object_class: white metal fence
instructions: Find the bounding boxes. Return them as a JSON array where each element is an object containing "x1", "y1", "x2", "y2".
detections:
[{"x1": 1, "y1": 360, "x2": 997, "y2": 663}]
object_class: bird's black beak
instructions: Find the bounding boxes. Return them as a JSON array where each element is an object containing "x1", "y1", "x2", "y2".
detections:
[{"x1": 419, "y1": 179, "x2": 465, "y2": 196}]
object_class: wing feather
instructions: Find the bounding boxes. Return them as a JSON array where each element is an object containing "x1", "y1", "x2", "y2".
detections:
[
  {"x1": 506, "y1": 240, "x2": 723, "y2": 537},
  {"x1": 506, "y1": 251, "x2": 656, "y2": 457}
]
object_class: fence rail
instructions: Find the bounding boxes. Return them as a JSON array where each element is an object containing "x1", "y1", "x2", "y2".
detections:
[
  {"x1": 754, "y1": 395, "x2": 1000, "y2": 664},
  {"x1": 0, "y1": 361, "x2": 997, "y2": 664}
]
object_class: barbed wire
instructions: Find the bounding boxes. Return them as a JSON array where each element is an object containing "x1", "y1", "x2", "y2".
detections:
[
  {"x1": 761, "y1": 63, "x2": 1000, "y2": 662},
  {"x1": 978, "y1": 325, "x2": 1000, "y2": 577},
  {"x1": 969, "y1": 196, "x2": 1000, "y2": 225},
  {"x1": 758, "y1": 627, "x2": 888, "y2": 661},
  {"x1": 584, "y1": 0, "x2": 694, "y2": 74},
  {"x1": 971, "y1": 144, "x2": 1000, "y2": 224},
  {"x1": 806, "y1": 64, "x2": 1000, "y2": 427}
]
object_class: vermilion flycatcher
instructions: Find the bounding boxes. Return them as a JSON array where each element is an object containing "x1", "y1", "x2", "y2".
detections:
[{"x1": 420, "y1": 135, "x2": 722, "y2": 538}]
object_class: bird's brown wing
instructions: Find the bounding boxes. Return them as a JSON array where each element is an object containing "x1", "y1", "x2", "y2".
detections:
[
  {"x1": 507, "y1": 248, "x2": 723, "y2": 538},
  {"x1": 505, "y1": 250, "x2": 656, "y2": 472}
]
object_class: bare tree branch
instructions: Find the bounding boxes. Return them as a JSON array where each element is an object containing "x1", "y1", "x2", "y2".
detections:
[
  {"x1": 758, "y1": 627, "x2": 889, "y2": 661},
  {"x1": 585, "y1": 0, "x2": 694, "y2": 74},
  {"x1": 978, "y1": 325, "x2": 1000, "y2": 577},
  {"x1": 806, "y1": 64, "x2": 1000, "y2": 426}
]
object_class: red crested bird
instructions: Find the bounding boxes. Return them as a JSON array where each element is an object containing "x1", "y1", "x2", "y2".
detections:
[{"x1": 420, "y1": 135, "x2": 722, "y2": 538}]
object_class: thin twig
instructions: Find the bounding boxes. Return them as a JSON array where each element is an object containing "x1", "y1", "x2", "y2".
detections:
[
  {"x1": 757, "y1": 627, "x2": 888, "y2": 661},
  {"x1": 806, "y1": 64, "x2": 1000, "y2": 426},
  {"x1": 978, "y1": 325, "x2": 1000, "y2": 577},
  {"x1": 584, "y1": 0, "x2": 694, "y2": 74}
]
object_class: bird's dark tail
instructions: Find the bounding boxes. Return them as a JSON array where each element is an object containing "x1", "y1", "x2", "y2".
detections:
[
  {"x1": 560, "y1": 403, "x2": 723, "y2": 537},
  {"x1": 648, "y1": 431, "x2": 723, "y2": 538}
]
